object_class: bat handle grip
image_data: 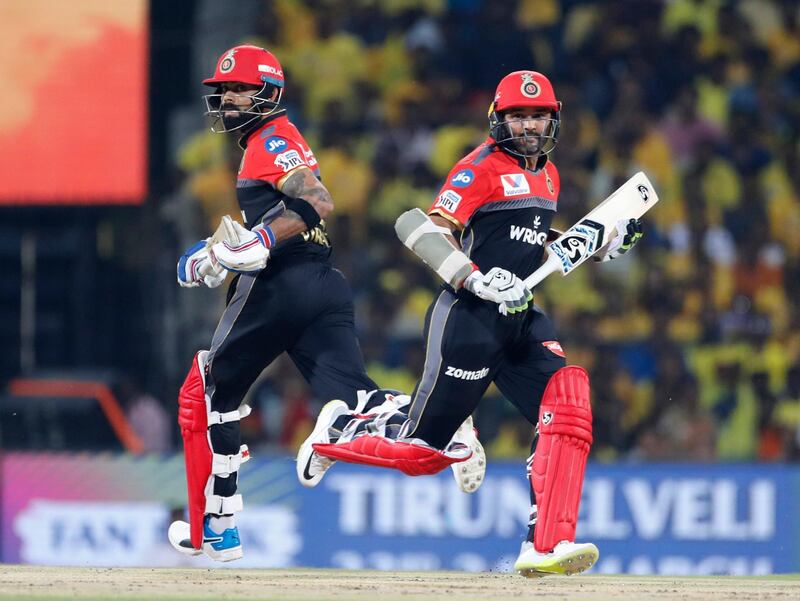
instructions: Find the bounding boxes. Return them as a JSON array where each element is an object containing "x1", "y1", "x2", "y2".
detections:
[{"x1": 523, "y1": 253, "x2": 560, "y2": 290}]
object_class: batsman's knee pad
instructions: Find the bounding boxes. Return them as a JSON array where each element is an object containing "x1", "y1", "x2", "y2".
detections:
[
  {"x1": 178, "y1": 350, "x2": 251, "y2": 549},
  {"x1": 531, "y1": 366, "x2": 592, "y2": 553}
]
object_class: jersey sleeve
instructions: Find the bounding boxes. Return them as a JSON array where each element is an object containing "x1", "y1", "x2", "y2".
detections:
[
  {"x1": 245, "y1": 133, "x2": 311, "y2": 187},
  {"x1": 428, "y1": 164, "x2": 491, "y2": 229}
]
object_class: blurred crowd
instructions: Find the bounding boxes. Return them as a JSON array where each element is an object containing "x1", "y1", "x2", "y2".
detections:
[{"x1": 162, "y1": 0, "x2": 800, "y2": 463}]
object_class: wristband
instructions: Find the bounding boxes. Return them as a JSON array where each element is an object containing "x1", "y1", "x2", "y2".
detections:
[
  {"x1": 285, "y1": 197, "x2": 322, "y2": 230},
  {"x1": 254, "y1": 224, "x2": 276, "y2": 248}
]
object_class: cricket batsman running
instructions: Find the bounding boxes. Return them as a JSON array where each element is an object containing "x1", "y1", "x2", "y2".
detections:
[
  {"x1": 299, "y1": 70, "x2": 644, "y2": 577},
  {"x1": 168, "y1": 44, "x2": 380, "y2": 561}
]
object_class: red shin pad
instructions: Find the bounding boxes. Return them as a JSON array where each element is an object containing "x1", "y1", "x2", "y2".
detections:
[
  {"x1": 314, "y1": 436, "x2": 469, "y2": 476},
  {"x1": 177, "y1": 352, "x2": 211, "y2": 550},
  {"x1": 531, "y1": 366, "x2": 593, "y2": 553}
]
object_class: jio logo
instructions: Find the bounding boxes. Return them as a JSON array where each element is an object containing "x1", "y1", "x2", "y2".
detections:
[
  {"x1": 450, "y1": 169, "x2": 474, "y2": 187},
  {"x1": 265, "y1": 137, "x2": 288, "y2": 153}
]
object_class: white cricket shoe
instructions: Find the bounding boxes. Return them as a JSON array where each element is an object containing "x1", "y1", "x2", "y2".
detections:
[
  {"x1": 296, "y1": 399, "x2": 351, "y2": 487},
  {"x1": 168, "y1": 520, "x2": 202, "y2": 557},
  {"x1": 514, "y1": 540, "x2": 599, "y2": 577},
  {"x1": 450, "y1": 416, "x2": 486, "y2": 493},
  {"x1": 167, "y1": 515, "x2": 243, "y2": 562}
]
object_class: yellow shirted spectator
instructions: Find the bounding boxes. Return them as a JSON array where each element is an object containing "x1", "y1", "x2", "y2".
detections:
[
  {"x1": 369, "y1": 177, "x2": 435, "y2": 223},
  {"x1": 516, "y1": 0, "x2": 561, "y2": 29},
  {"x1": 428, "y1": 125, "x2": 484, "y2": 178},
  {"x1": 315, "y1": 147, "x2": 374, "y2": 216},
  {"x1": 271, "y1": 0, "x2": 317, "y2": 49},
  {"x1": 368, "y1": 35, "x2": 414, "y2": 98},
  {"x1": 662, "y1": 0, "x2": 722, "y2": 38},
  {"x1": 281, "y1": 33, "x2": 369, "y2": 121},
  {"x1": 701, "y1": 156, "x2": 741, "y2": 222},
  {"x1": 696, "y1": 73, "x2": 729, "y2": 128},
  {"x1": 761, "y1": 161, "x2": 800, "y2": 257}
]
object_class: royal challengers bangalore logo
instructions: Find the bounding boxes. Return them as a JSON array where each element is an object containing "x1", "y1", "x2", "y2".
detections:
[
  {"x1": 220, "y1": 50, "x2": 236, "y2": 74},
  {"x1": 520, "y1": 73, "x2": 541, "y2": 98}
]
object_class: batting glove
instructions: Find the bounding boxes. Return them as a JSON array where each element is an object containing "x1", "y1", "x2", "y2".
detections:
[
  {"x1": 177, "y1": 241, "x2": 227, "y2": 288},
  {"x1": 595, "y1": 218, "x2": 643, "y2": 262},
  {"x1": 464, "y1": 267, "x2": 533, "y2": 316},
  {"x1": 207, "y1": 216, "x2": 272, "y2": 273}
]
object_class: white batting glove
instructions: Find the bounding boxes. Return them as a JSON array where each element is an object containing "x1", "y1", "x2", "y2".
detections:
[
  {"x1": 595, "y1": 218, "x2": 644, "y2": 262},
  {"x1": 464, "y1": 267, "x2": 533, "y2": 315},
  {"x1": 177, "y1": 241, "x2": 227, "y2": 288},
  {"x1": 207, "y1": 216, "x2": 271, "y2": 273}
]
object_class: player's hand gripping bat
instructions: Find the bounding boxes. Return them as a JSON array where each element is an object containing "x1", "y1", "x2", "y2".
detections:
[{"x1": 524, "y1": 171, "x2": 659, "y2": 289}]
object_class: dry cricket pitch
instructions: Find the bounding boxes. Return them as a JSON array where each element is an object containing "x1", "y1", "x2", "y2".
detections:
[{"x1": 0, "y1": 566, "x2": 798, "y2": 601}]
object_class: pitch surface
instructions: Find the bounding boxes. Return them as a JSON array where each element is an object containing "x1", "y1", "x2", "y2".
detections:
[{"x1": 1, "y1": 566, "x2": 798, "y2": 601}]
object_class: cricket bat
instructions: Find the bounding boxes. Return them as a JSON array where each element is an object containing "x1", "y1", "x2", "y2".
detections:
[{"x1": 524, "y1": 171, "x2": 659, "y2": 289}]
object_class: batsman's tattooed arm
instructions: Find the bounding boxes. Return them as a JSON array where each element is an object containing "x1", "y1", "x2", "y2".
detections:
[{"x1": 265, "y1": 167, "x2": 334, "y2": 241}]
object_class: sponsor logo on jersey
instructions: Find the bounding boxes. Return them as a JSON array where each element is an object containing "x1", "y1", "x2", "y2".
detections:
[
  {"x1": 510, "y1": 225, "x2": 547, "y2": 246},
  {"x1": 434, "y1": 190, "x2": 462, "y2": 213},
  {"x1": 501, "y1": 173, "x2": 530, "y2": 196},
  {"x1": 302, "y1": 148, "x2": 318, "y2": 166},
  {"x1": 264, "y1": 136, "x2": 288, "y2": 154},
  {"x1": 542, "y1": 340, "x2": 565, "y2": 358},
  {"x1": 545, "y1": 169, "x2": 555, "y2": 194},
  {"x1": 541, "y1": 411, "x2": 554, "y2": 425},
  {"x1": 274, "y1": 149, "x2": 306, "y2": 172},
  {"x1": 450, "y1": 169, "x2": 474, "y2": 187},
  {"x1": 445, "y1": 366, "x2": 489, "y2": 381}
]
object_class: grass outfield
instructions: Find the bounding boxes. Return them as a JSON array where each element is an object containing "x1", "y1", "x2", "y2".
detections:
[{"x1": 0, "y1": 566, "x2": 798, "y2": 601}]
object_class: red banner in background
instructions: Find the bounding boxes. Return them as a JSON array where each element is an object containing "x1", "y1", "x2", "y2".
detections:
[{"x1": 0, "y1": 0, "x2": 148, "y2": 204}]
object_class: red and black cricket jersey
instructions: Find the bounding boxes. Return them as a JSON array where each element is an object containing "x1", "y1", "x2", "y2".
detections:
[
  {"x1": 429, "y1": 139, "x2": 560, "y2": 283},
  {"x1": 237, "y1": 111, "x2": 330, "y2": 259}
]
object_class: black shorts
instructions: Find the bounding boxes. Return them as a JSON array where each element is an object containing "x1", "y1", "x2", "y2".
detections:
[
  {"x1": 405, "y1": 288, "x2": 566, "y2": 448},
  {"x1": 207, "y1": 256, "x2": 375, "y2": 411},
  {"x1": 204, "y1": 255, "x2": 376, "y2": 497}
]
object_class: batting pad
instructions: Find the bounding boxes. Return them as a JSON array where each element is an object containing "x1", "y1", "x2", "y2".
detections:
[
  {"x1": 531, "y1": 366, "x2": 593, "y2": 553},
  {"x1": 177, "y1": 352, "x2": 213, "y2": 550},
  {"x1": 314, "y1": 435, "x2": 471, "y2": 476}
]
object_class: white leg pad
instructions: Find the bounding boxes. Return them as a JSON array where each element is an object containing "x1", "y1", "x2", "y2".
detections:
[
  {"x1": 211, "y1": 445, "x2": 250, "y2": 477},
  {"x1": 208, "y1": 404, "x2": 252, "y2": 425},
  {"x1": 205, "y1": 493, "x2": 244, "y2": 515}
]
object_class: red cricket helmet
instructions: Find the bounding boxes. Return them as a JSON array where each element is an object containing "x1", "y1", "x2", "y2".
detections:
[
  {"x1": 488, "y1": 70, "x2": 561, "y2": 160},
  {"x1": 492, "y1": 70, "x2": 559, "y2": 112},
  {"x1": 202, "y1": 45, "x2": 285, "y2": 133},
  {"x1": 203, "y1": 44, "x2": 285, "y2": 88}
]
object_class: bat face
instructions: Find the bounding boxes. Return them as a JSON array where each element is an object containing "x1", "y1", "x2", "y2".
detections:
[
  {"x1": 549, "y1": 219, "x2": 605, "y2": 275},
  {"x1": 523, "y1": 172, "x2": 660, "y2": 289}
]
